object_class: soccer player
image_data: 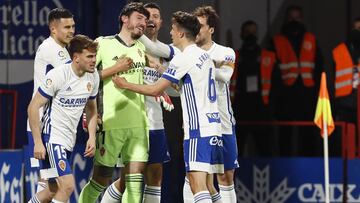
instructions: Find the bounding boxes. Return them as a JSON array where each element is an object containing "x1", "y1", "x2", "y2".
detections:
[
  {"x1": 26, "y1": 8, "x2": 75, "y2": 202},
  {"x1": 112, "y1": 11, "x2": 224, "y2": 203},
  {"x1": 78, "y1": 2, "x2": 149, "y2": 203},
  {"x1": 27, "y1": 34, "x2": 99, "y2": 203},
  {"x1": 100, "y1": 3, "x2": 174, "y2": 203},
  {"x1": 192, "y1": 6, "x2": 238, "y2": 203}
]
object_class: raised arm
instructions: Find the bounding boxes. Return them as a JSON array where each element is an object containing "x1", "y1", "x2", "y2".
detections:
[{"x1": 139, "y1": 35, "x2": 174, "y2": 59}]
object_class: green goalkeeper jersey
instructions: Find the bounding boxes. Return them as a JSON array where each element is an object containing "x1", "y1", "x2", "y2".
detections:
[{"x1": 96, "y1": 35, "x2": 147, "y2": 130}]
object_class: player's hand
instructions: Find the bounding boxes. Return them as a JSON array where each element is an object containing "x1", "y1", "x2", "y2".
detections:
[
  {"x1": 213, "y1": 60, "x2": 231, "y2": 68},
  {"x1": 155, "y1": 92, "x2": 174, "y2": 112},
  {"x1": 115, "y1": 55, "x2": 133, "y2": 72},
  {"x1": 84, "y1": 136, "x2": 96, "y2": 157},
  {"x1": 112, "y1": 76, "x2": 128, "y2": 89},
  {"x1": 34, "y1": 142, "x2": 46, "y2": 160}
]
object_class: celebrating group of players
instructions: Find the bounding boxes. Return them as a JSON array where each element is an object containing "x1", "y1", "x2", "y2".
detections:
[{"x1": 27, "y1": 2, "x2": 238, "y2": 203}]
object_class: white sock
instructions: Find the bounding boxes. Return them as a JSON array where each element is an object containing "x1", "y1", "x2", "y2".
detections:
[
  {"x1": 36, "y1": 181, "x2": 47, "y2": 193},
  {"x1": 28, "y1": 195, "x2": 40, "y2": 203},
  {"x1": 194, "y1": 191, "x2": 212, "y2": 203},
  {"x1": 143, "y1": 185, "x2": 161, "y2": 203},
  {"x1": 51, "y1": 199, "x2": 64, "y2": 203},
  {"x1": 211, "y1": 192, "x2": 223, "y2": 203},
  {"x1": 101, "y1": 182, "x2": 123, "y2": 203},
  {"x1": 183, "y1": 177, "x2": 194, "y2": 203},
  {"x1": 219, "y1": 184, "x2": 236, "y2": 203}
]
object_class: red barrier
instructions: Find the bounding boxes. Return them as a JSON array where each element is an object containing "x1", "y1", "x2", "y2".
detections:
[{"x1": 0, "y1": 89, "x2": 18, "y2": 149}]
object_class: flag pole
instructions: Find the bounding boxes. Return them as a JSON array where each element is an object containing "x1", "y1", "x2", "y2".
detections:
[{"x1": 323, "y1": 121, "x2": 330, "y2": 203}]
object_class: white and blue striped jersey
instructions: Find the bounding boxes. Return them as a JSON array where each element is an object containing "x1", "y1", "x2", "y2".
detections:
[
  {"x1": 144, "y1": 45, "x2": 179, "y2": 130},
  {"x1": 162, "y1": 44, "x2": 220, "y2": 140},
  {"x1": 207, "y1": 43, "x2": 236, "y2": 135},
  {"x1": 144, "y1": 57, "x2": 165, "y2": 130},
  {"x1": 27, "y1": 37, "x2": 71, "y2": 131},
  {"x1": 38, "y1": 63, "x2": 99, "y2": 151}
]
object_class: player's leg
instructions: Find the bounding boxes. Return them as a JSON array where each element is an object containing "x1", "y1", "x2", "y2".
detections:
[
  {"x1": 28, "y1": 134, "x2": 58, "y2": 202},
  {"x1": 40, "y1": 142, "x2": 74, "y2": 202},
  {"x1": 206, "y1": 174, "x2": 222, "y2": 203},
  {"x1": 183, "y1": 176, "x2": 193, "y2": 203},
  {"x1": 27, "y1": 131, "x2": 53, "y2": 199},
  {"x1": 144, "y1": 129, "x2": 171, "y2": 203},
  {"x1": 183, "y1": 136, "x2": 224, "y2": 203},
  {"x1": 101, "y1": 158, "x2": 126, "y2": 203},
  {"x1": 79, "y1": 130, "x2": 125, "y2": 203},
  {"x1": 121, "y1": 127, "x2": 148, "y2": 203},
  {"x1": 216, "y1": 133, "x2": 238, "y2": 203}
]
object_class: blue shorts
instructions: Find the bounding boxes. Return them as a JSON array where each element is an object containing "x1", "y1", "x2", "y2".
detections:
[
  {"x1": 222, "y1": 132, "x2": 239, "y2": 170},
  {"x1": 183, "y1": 136, "x2": 224, "y2": 174},
  {"x1": 40, "y1": 134, "x2": 72, "y2": 180},
  {"x1": 148, "y1": 129, "x2": 171, "y2": 164}
]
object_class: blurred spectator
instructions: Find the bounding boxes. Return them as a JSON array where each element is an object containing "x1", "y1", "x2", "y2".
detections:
[
  {"x1": 232, "y1": 20, "x2": 276, "y2": 156},
  {"x1": 332, "y1": 18, "x2": 360, "y2": 124},
  {"x1": 271, "y1": 5, "x2": 323, "y2": 156}
]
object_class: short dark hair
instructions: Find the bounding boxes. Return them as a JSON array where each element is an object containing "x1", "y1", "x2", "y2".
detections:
[
  {"x1": 68, "y1": 35, "x2": 98, "y2": 59},
  {"x1": 118, "y1": 2, "x2": 150, "y2": 28},
  {"x1": 172, "y1": 11, "x2": 200, "y2": 41},
  {"x1": 144, "y1": 2, "x2": 161, "y2": 12},
  {"x1": 193, "y1": 6, "x2": 219, "y2": 30},
  {"x1": 48, "y1": 8, "x2": 73, "y2": 24}
]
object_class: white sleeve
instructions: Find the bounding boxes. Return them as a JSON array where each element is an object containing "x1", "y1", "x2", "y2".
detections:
[
  {"x1": 215, "y1": 67, "x2": 234, "y2": 83},
  {"x1": 139, "y1": 35, "x2": 175, "y2": 60},
  {"x1": 89, "y1": 71, "x2": 100, "y2": 99},
  {"x1": 161, "y1": 55, "x2": 190, "y2": 84},
  {"x1": 38, "y1": 69, "x2": 62, "y2": 99}
]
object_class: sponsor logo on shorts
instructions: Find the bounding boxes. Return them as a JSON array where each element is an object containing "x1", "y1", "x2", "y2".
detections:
[
  {"x1": 209, "y1": 136, "x2": 223, "y2": 147},
  {"x1": 206, "y1": 112, "x2": 221, "y2": 123},
  {"x1": 58, "y1": 160, "x2": 66, "y2": 171},
  {"x1": 100, "y1": 147, "x2": 105, "y2": 156}
]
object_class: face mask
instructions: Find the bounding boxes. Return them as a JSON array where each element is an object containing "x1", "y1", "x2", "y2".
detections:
[
  {"x1": 349, "y1": 29, "x2": 360, "y2": 47},
  {"x1": 282, "y1": 20, "x2": 306, "y2": 37},
  {"x1": 242, "y1": 34, "x2": 258, "y2": 45}
]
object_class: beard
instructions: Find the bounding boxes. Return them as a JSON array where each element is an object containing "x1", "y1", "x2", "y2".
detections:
[
  {"x1": 131, "y1": 32, "x2": 142, "y2": 40},
  {"x1": 127, "y1": 24, "x2": 143, "y2": 40}
]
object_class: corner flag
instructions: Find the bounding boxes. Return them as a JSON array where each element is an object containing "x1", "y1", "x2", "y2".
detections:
[{"x1": 314, "y1": 72, "x2": 335, "y2": 136}]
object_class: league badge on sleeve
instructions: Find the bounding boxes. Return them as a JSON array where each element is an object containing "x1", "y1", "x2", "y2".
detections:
[
  {"x1": 87, "y1": 82, "x2": 92, "y2": 92},
  {"x1": 46, "y1": 79, "x2": 53, "y2": 88}
]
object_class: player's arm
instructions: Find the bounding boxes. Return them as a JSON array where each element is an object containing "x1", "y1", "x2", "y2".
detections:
[
  {"x1": 214, "y1": 66, "x2": 234, "y2": 83},
  {"x1": 99, "y1": 55, "x2": 133, "y2": 80},
  {"x1": 112, "y1": 76, "x2": 171, "y2": 96},
  {"x1": 27, "y1": 91, "x2": 49, "y2": 160},
  {"x1": 139, "y1": 35, "x2": 175, "y2": 59},
  {"x1": 84, "y1": 99, "x2": 97, "y2": 157},
  {"x1": 214, "y1": 48, "x2": 236, "y2": 82}
]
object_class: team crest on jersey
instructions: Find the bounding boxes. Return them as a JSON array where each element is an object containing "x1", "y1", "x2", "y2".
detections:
[
  {"x1": 58, "y1": 160, "x2": 66, "y2": 171},
  {"x1": 138, "y1": 49, "x2": 142, "y2": 57},
  {"x1": 87, "y1": 82, "x2": 92, "y2": 92},
  {"x1": 100, "y1": 147, "x2": 105, "y2": 156},
  {"x1": 46, "y1": 79, "x2": 52, "y2": 88},
  {"x1": 58, "y1": 50, "x2": 65, "y2": 57}
]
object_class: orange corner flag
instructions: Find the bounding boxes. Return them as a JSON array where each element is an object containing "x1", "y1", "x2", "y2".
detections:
[{"x1": 314, "y1": 72, "x2": 335, "y2": 136}]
